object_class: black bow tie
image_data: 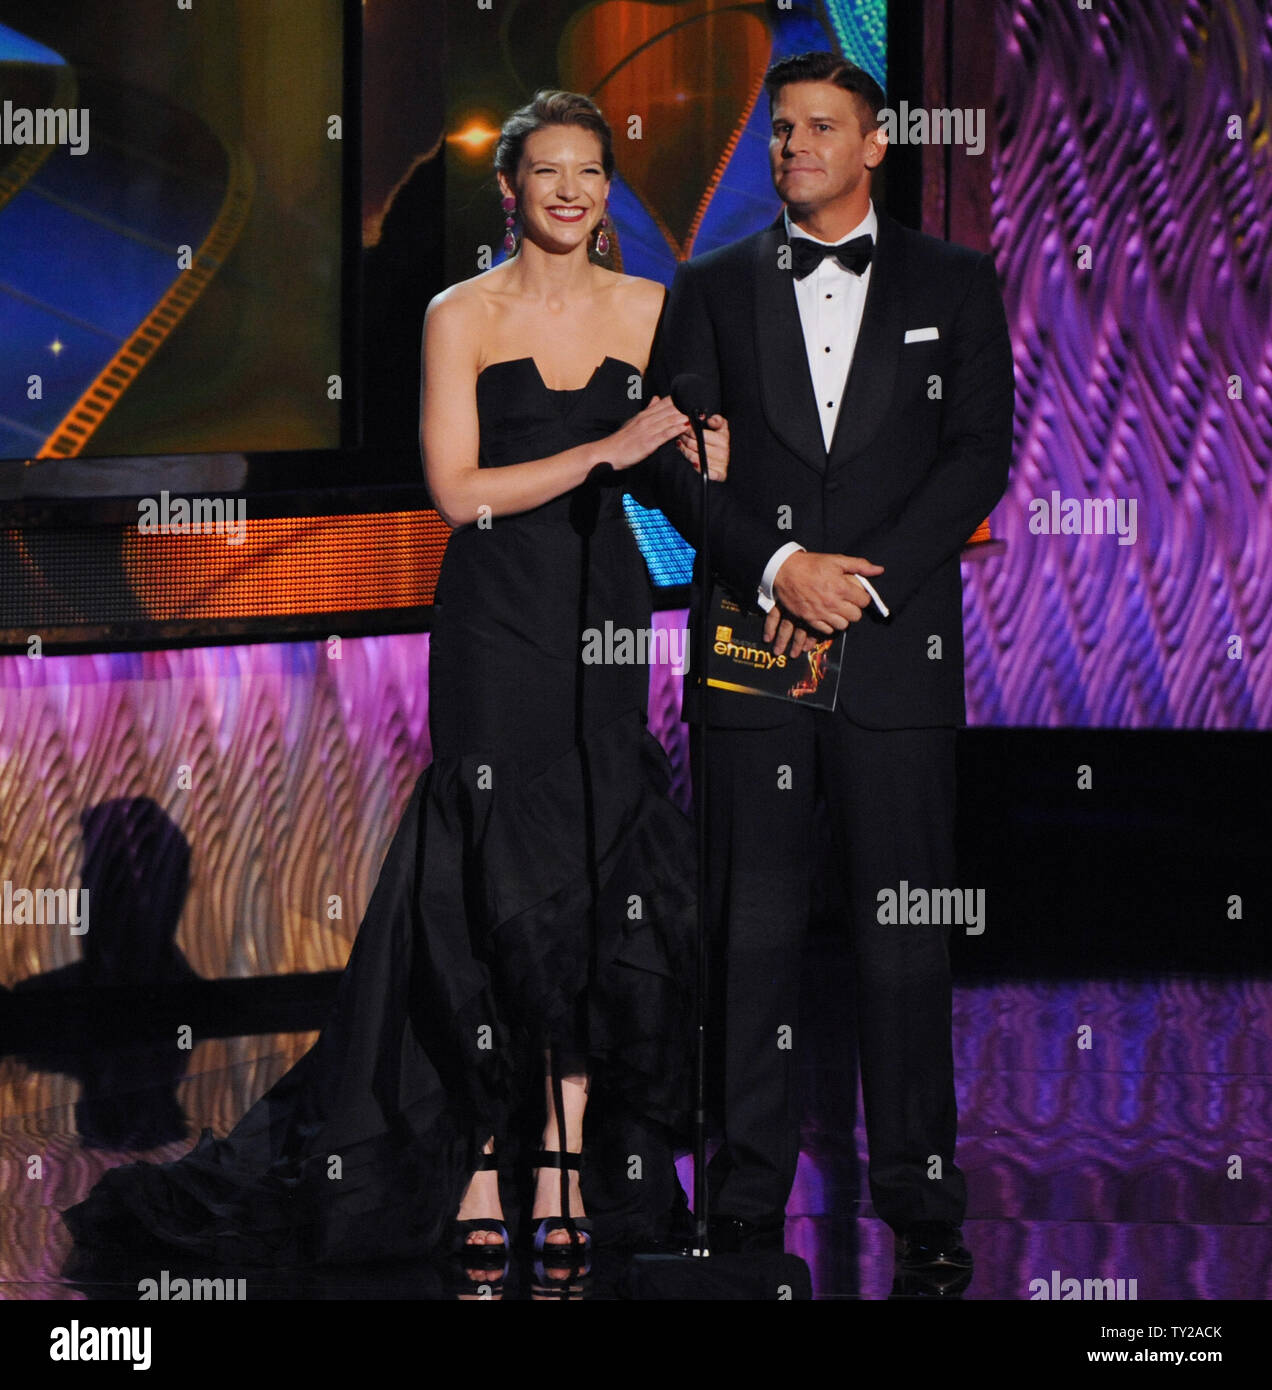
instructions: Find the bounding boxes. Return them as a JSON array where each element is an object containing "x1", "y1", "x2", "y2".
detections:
[{"x1": 789, "y1": 233, "x2": 874, "y2": 280}]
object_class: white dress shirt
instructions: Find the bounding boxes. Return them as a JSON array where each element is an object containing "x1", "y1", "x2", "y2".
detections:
[{"x1": 755, "y1": 202, "x2": 888, "y2": 618}]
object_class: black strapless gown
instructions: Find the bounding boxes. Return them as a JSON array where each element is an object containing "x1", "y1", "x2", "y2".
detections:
[{"x1": 62, "y1": 356, "x2": 696, "y2": 1265}]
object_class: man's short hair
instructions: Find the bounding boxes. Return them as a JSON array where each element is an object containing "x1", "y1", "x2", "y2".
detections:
[{"x1": 763, "y1": 52, "x2": 887, "y2": 134}]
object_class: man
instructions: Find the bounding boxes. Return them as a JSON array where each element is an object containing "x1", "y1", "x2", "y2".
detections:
[{"x1": 644, "y1": 51, "x2": 1015, "y2": 1273}]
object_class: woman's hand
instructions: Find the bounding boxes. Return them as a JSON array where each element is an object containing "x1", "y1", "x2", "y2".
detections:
[
  {"x1": 600, "y1": 396, "x2": 691, "y2": 470},
  {"x1": 677, "y1": 414, "x2": 729, "y2": 481}
]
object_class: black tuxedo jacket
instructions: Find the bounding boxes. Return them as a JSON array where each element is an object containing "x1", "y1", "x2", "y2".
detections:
[{"x1": 634, "y1": 208, "x2": 1015, "y2": 730}]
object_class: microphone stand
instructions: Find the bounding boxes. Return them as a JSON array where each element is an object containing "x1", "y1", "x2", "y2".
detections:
[{"x1": 688, "y1": 403, "x2": 711, "y2": 1259}]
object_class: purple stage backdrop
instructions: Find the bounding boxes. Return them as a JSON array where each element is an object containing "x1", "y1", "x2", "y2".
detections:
[
  {"x1": 965, "y1": 0, "x2": 1271, "y2": 727},
  {"x1": 0, "y1": 629, "x2": 689, "y2": 987}
]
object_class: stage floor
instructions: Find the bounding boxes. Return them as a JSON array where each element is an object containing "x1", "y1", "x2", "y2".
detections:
[{"x1": 3, "y1": 932, "x2": 1268, "y2": 1302}]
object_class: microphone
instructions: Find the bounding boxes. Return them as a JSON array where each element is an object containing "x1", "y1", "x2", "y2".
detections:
[
  {"x1": 670, "y1": 373, "x2": 714, "y2": 421},
  {"x1": 670, "y1": 371, "x2": 715, "y2": 492}
]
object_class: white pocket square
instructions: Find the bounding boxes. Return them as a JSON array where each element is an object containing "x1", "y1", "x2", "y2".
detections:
[{"x1": 904, "y1": 326, "x2": 939, "y2": 343}]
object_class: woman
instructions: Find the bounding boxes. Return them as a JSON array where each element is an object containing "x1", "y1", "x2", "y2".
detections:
[{"x1": 62, "y1": 90, "x2": 725, "y2": 1269}]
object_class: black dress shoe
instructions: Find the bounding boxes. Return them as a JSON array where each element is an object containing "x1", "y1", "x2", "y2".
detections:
[
  {"x1": 707, "y1": 1214, "x2": 785, "y2": 1254},
  {"x1": 891, "y1": 1263, "x2": 973, "y2": 1299},
  {"x1": 895, "y1": 1221, "x2": 973, "y2": 1272}
]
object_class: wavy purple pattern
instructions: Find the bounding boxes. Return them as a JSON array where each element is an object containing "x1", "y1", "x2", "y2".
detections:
[
  {"x1": 964, "y1": 0, "x2": 1272, "y2": 726},
  {"x1": 0, "y1": 632, "x2": 694, "y2": 986}
]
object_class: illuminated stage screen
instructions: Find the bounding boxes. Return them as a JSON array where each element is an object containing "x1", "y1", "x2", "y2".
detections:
[{"x1": 0, "y1": 0, "x2": 345, "y2": 468}]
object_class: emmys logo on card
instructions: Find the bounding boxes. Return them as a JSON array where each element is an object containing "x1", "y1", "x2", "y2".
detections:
[{"x1": 713, "y1": 625, "x2": 790, "y2": 672}]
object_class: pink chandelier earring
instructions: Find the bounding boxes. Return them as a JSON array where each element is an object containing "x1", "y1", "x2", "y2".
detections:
[
  {"x1": 595, "y1": 204, "x2": 610, "y2": 257},
  {"x1": 501, "y1": 195, "x2": 517, "y2": 255}
]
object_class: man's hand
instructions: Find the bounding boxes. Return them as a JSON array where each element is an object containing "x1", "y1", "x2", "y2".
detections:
[
  {"x1": 677, "y1": 414, "x2": 729, "y2": 481},
  {"x1": 771, "y1": 552, "x2": 885, "y2": 634},
  {"x1": 762, "y1": 605, "x2": 819, "y2": 658}
]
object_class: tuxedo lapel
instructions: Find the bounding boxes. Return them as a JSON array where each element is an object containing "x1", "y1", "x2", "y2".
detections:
[
  {"x1": 826, "y1": 209, "x2": 906, "y2": 467},
  {"x1": 753, "y1": 219, "x2": 828, "y2": 475}
]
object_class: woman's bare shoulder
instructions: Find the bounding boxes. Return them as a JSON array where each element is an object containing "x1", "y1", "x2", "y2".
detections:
[
  {"x1": 594, "y1": 270, "x2": 667, "y2": 358},
  {"x1": 422, "y1": 270, "x2": 519, "y2": 374},
  {"x1": 608, "y1": 271, "x2": 667, "y2": 313},
  {"x1": 425, "y1": 270, "x2": 506, "y2": 328}
]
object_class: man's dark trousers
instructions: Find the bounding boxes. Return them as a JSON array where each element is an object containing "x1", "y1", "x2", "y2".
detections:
[{"x1": 694, "y1": 708, "x2": 966, "y2": 1232}]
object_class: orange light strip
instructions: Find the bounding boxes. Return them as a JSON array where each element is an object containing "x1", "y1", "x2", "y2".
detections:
[{"x1": 119, "y1": 510, "x2": 452, "y2": 619}]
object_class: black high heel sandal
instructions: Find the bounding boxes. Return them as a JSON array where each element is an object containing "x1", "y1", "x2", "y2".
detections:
[
  {"x1": 451, "y1": 1147, "x2": 508, "y2": 1260},
  {"x1": 531, "y1": 1049, "x2": 592, "y2": 1268},
  {"x1": 530, "y1": 1149, "x2": 593, "y2": 1264}
]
